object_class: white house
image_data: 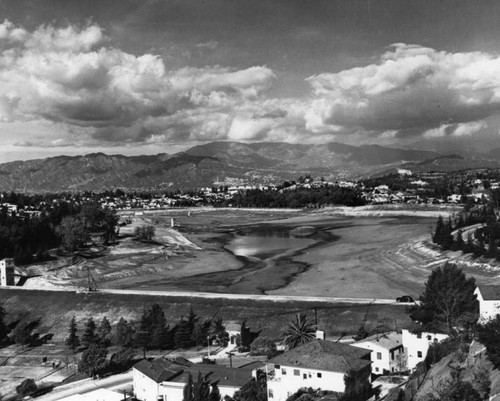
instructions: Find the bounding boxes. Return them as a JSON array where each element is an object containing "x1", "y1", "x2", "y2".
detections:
[
  {"x1": 474, "y1": 285, "x2": 500, "y2": 323},
  {"x1": 352, "y1": 332, "x2": 404, "y2": 375},
  {"x1": 401, "y1": 329, "x2": 448, "y2": 371},
  {"x1": 133, "y1": 359, "x2": 255, "y2": 401},
  {"x1": 266, "y1": 339, "x2": 372, "y2": 401}
]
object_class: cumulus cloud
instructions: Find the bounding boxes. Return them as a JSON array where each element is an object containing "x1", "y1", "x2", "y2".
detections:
[
  {"x1": 0, "y1": 20, "x2": 276, "y2": 145},
  {"x1": 305, "y1": 43, "x2": 500, "y2": 136},
  {"x1": 4, "y1": 21, "x2": 500, "y2": 150}
]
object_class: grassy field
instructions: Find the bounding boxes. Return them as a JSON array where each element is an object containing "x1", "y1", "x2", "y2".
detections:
[{"x1": 0, "y1": 288, "x2": 413, "y2": 343}]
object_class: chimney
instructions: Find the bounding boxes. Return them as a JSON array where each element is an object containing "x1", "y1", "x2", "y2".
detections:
[{"x1": 315, "y1": 330, "x2": 325, "y2": 340}]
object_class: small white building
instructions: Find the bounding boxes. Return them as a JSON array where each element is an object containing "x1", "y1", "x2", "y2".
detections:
[
  {"x1": 0, "y1": 258, "x2": 15, "y2": 286},
  {"x1": 266, "y1": 340, "x2": 372, "y2": 401},
  {"x1": 401, "y1": 329, "x2": 448, "y2": 371},
  {"x1": 133, "y1": 359, "x2": 255, "y2": 401},
  {"x1": 474, "y1": 285, "x2": 500, "y2": 323},
  {"x1": 352, "y1": 332, "x2": 404, "y2": 375}
]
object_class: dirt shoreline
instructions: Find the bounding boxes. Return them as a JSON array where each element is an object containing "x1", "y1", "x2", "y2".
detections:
[{"x1": 23, "y1": 206, "x2": 462, "y2": 298}]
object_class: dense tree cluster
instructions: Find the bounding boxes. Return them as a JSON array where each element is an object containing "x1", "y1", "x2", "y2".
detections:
[
  {"x1": 228, "y1": 187, "x2": 365, "y2": 208},
  {"x1": 0, "y1": 198, "x2": 117, "y2": 264},
  {"x1": 432, "y1": 207, "x2": 500, "y2": 259},
  {"x1": 62, "y1": 304, "x2": 234, "y2": 379}
]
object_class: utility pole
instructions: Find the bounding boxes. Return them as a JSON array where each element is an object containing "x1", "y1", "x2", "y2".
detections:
[{"x1": 226, "y1": 351, "x2": 235, "y2": 368}]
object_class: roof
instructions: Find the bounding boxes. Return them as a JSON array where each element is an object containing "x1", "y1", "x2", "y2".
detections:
[
  {"x1": 354, "y1": 332, "x2": 403, "y2": 351},
  {"x1": 268, "y1": 339, "x2": 371, "y2": 374},
  {"x1": 133, "y1": 359, "x2": 184, "y2": 383},
  {"x1": 476, "y1": 285, "x2": 500, "y2": 300},
  {"x1": 169, "y1": 364, "x2": 254, "y2": 388}
]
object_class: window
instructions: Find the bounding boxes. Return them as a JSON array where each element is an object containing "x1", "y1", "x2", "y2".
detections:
[
  {"x1": 294, "y1": 369, "x2": 300, "y2": 376},
  {"x1": 417, "y1": 333, "x2": 422, "y2": 339},
  {"x1": 434, "y1": 338, "x2": 438, "y2": 343},
  {"x1": 281, "y1": 368, "x2": 287, "y2": 375},
  {"x1": 417, "y1": 351, "x2": 423, "y2": 358},
  {"x1": 269, "y1": 390, "x2": 274, "y2": 399},
  {"x1": 317, "y1": 373, "x2": 322, "y2": 378},
  {"x1": 274, "y1": 364, "x2": 280, "y2": 369},
  {"x1": 427, "y1": 335, "x2": 431, "y2": 340},
  {"x1": 303, "y1": 373, "x2": 307, "y2": 379},
  {"x1": 391, "y1": 352, "x2": 394, "y2": 361},
  {"x1": 375, "y1": 367, "x2": 379, "y2": 372},
  {"x1": 377, "y1": 352, "x2": 382, "y2": 360}
]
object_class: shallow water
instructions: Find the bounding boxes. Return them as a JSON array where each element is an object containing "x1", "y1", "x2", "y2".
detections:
[{"x1": 225, "y1": 228, "x2": 316, "y2": 260}]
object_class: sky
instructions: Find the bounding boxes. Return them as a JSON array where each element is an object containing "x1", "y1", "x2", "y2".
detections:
[{"x1": 1, "y1": 0, "x2": 500, "y2": 162}]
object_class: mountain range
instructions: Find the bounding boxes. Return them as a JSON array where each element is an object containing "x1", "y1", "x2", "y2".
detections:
[{"x1": 1, "y1": 142, "x2": 500, "y2": 192}]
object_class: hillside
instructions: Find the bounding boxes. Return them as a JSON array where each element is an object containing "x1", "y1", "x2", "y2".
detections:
[{"x1": 0, "y1": 141, "x2": 498, "y2": 191}]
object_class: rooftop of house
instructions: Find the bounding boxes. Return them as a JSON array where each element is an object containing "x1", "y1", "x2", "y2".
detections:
[
  {"x1": 476, "y1": 285, "x2": 500, "y2": 301},
  {"x1": 353, "y1": 332, "x2": 403, "y2": 351},
  {"x1": 133, "y1": 359, "x2": 184, "y2": 383},
  {"x1": 169, "y1": 364, "x2": 255, "y2": 388},
  {"x1": 268, "y1": 339, "x2": 371, "y2": 374},
  {"x1": 133, "y1": 359, "x2": 255, "y2": 388}
]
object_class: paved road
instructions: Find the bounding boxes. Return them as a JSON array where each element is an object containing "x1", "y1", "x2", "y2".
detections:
[
  {"x1": 0, "y1": 285, "x2": 399, "y2": 304},
  {"x1": 35, "y1": 372, "x2": 132, "y2": 401}
]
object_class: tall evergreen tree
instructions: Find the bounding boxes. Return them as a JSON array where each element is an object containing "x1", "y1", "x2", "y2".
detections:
[
  {"x1": 65, "y1": 316, "x2": 80, "y2": 353},
  {"x1": 193, "y1": 371, "x2": 210, "y2": 401},
  {"x1": 209, "y1": 384, "x2": 221, "y2": 401},
  {"x1": 0, "y1": 302, "x2": 8, "y2": 344},
  {"x1": 78, "y1": 343, "x2": 108, "y2": 379},
  {"x1": 240, "y1": 319, "x2": 250, "y2": 348},
  {"x1": 13, "y1": 320, "x2": 32, "y2": 349},
  {"x1": 465, "y1": 232, "x2": 475, "y2": 254},
  {"x1": 114, "y1": 317, "x2": 134, "y2": 347},
  {"x1": 409, "y1": 263, "x2": 478, "y2": 333},
  {"x1": 192, "y1": 319, "x2": 211, "y2": 347},
  {"x1": 433, "y1": 216, "x2": 445, "y2": 244},
  {"x1": 183, "y1": 372, "x2": 194, "y2": 401},
  {"x1": 134, "y1": 311, "x2": 151, "y2": 357},
  {"x1": 97, "y1": 316, "x2": 112, "y2": 346},
  {"x1": 175, "y1": 319, "x2": 194, "y2": 349},
  {"x1": 455, "y1": 230, "x2": 465, "y2": 251},
  {"x1": 488, "y1": 232, "x2": 498, "y2": 258},
  {"x1": 187, "y1": 307, "x2": 199, "y2": 337},
  {"x1": 81, "y1": 317, "x2": 97, "y2": 348}
]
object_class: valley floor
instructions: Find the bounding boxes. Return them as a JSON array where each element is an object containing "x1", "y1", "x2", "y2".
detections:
[{"x1": 20, "y1": 204, "x2": 499, "y2": 300}]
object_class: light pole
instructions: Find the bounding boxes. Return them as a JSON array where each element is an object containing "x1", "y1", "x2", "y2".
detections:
[{"x1": 207, "y1": 335, "x2": 210, "y2": 357}]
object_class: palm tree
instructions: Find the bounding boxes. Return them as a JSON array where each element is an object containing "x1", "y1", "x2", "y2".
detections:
[{"x1": 282, "y1": 313, "x2": 316, "y2": 349}]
